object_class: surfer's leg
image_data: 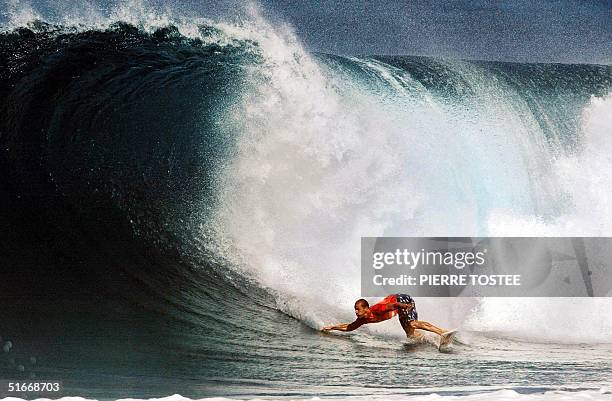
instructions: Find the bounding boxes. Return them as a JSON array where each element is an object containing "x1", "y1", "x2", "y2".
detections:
[
  {"x1": 396, "y1": 294, "x2": 423, "y2": 339},
  {"x1": 400, "y1": 318, "x2": 423, "y2": 339},
  {"x1": 409, "y1": 320, "x2": 445, "y2": 336},
  {"x1": 399, "y1": 319, "x2": 413, "y2": 335}
]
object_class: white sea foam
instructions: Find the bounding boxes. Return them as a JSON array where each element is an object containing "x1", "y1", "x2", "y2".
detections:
[
  {"x1": 3, "y1": 387, "x2": 612, "y2": 401},
  {"x1": 467, "y1": 94, "x2": 612, "y2": 344}
]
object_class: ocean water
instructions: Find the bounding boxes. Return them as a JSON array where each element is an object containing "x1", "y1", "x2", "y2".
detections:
[{"x1": 0, "y1": 2, "x2": 611, "y2": 401}]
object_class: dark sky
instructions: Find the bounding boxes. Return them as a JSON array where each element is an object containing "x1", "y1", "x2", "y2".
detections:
[
  {"x1": 259, "y1": 0, "x2": 611, "y2": 64},
  {"x1": 3, "y1": 0, "x2": 611, "y2": 63}
]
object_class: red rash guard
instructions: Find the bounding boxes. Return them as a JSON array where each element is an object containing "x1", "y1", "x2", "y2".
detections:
[
  {"x1": 364, "y1": 294, "x2": 399, "y2": 323},
  {"x1": 344, "y1": 294, "x2": 416, "y2": 331}
]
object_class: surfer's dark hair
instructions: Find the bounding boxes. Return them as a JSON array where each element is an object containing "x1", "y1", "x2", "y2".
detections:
[{"x1": 354, "y1": 299, "x2": 369, "y2": 308}]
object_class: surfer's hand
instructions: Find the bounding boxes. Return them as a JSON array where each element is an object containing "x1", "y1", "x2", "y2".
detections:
[
  {"x1": 321, "y1": 326, "x2": 332, "y2": 332},
  {"x1": 397, "y1": 302, "x2": 413, "y2": 310}
]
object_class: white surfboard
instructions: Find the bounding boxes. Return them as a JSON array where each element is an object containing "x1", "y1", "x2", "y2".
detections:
[{"x1": 438, "y1": 329, "x2": 458, "y2": 352}]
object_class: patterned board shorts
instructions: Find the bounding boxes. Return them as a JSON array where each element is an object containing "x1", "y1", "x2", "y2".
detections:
[{"x1": 395, "y1": 294, "x2": 418, "y2": 327}]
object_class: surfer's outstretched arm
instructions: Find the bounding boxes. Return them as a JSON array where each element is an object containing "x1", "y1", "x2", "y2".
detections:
[{"x1": 322, "y1": 319, "x2": 365, "y2": 332}]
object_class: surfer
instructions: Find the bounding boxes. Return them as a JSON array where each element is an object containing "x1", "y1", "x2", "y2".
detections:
[{"x1": 321, "y1": 294, "x2": 456, "y2": 347}]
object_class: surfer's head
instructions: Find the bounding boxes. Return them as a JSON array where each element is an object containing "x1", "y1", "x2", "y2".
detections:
[{"x1": 354, "y1": 299, "x2": 370, "y2": 318}]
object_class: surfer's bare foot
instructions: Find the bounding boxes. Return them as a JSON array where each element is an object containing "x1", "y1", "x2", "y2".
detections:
[{"x1": 408, "y1": 332, "x2": 425, "y2": 343}]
